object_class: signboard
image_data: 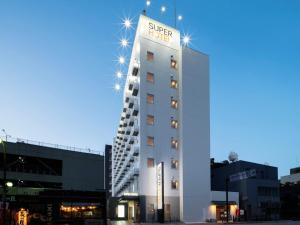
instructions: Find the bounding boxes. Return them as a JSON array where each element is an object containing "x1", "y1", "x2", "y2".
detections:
[
  {"x1": 157, "y1": 162, "x2": 164, "y2": 210},
  {"x1": 138, "y1": 15, "x2": 180, "y2": 49},
  {"x1": 229, "y1": 169, "x2": 256, "y2": 182}
]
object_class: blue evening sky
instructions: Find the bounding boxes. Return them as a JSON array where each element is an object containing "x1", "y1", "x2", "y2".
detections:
[{"x1": 0, "y1": 0, "x2": 299, "y2": 176}]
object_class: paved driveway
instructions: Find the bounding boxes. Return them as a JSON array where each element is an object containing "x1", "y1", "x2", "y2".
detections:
[{"x1": 111, "y1": 220, "x2": 300, "y2": 225}]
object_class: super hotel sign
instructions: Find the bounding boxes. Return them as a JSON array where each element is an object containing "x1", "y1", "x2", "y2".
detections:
[{"x1": 139, "y1": 15, "x2": 180, "y2": 49}]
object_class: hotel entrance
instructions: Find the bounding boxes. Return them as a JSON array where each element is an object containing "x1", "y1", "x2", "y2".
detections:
[{"x1": 111, "y1": 195, "x2": 140, "y2": 223}]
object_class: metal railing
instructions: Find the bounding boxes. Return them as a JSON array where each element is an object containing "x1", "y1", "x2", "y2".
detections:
[{"x1": 1, "y1": 136, "x2": 103, "y2": 155}]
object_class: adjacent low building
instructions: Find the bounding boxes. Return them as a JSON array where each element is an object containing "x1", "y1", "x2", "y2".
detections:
[
  {"x1": 280, "y1": 167, "x2": 300, "y2": 220},
  {"x1": 211, "y1": 159, "x2": 280, "y2": 221},
  {"x1": 0, "y1": 138, "x2": 106, "y2": 225}
]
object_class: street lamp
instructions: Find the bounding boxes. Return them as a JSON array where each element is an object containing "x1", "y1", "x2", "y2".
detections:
[{"x1": 5, "y1": 182, "x2": 13, "y2": 188}]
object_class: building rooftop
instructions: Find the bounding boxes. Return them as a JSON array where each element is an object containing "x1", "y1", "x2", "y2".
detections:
[{"x1": 1, "y1": 136, "x2": 103, "y2": 155}]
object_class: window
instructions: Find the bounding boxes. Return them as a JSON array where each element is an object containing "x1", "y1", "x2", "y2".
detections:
[
  {"x1": 171, "y1": 138, "x2": 178, "y2": 149},
  {"x1": 147, "y1": 51, "x2": 154, "y2": 61},
  {"x1": 170, "y1": 57, "x2": 177, "y2": 69},
  {"x1": 147, "y1": 115, "x2": 154, "y2": 125},
  {"x1": 170, "y1": 78, "x2": 178, "y2": 89},
  {"x1": 147, "y1": 72, "x2": 154, "y2": 83},
  {"x1": 171, "y1": 118, "x2": 178, "y2": 129},
  {"x1": 171, "y1": 97, "x2": 178, "y2": 109},
  {"x1": 171, "y1": 159, "x2": 179, "y2": 169},
  {"x1": 147, "y1": 94, "x2": 154, "y2": 104},
  {"x1": 147, "y1": 158, "x2": 155, "y2": 168},
  {"x1": 147, "y1": 136, "x2": 154, "y2": 147},
  {"x1": 171, "y1": 179, "x2": 179, "y2": 189}
]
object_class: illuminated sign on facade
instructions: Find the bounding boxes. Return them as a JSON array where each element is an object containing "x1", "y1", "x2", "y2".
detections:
[
  {"x1": 148, "y1": 22, "x2": 173, "y2": 42},
  {"x1": 138, "y1": 15, "x2": 180, "y2": 49},
  {"x1": 157, "y1": 162, "x2": 164, "y2": 210}
]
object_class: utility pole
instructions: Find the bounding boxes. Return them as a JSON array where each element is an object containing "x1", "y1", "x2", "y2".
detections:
[{"x1": 225, "y1": 177, "x2": 229, "y2": 223}]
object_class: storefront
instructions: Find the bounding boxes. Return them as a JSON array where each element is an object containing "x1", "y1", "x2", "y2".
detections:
[{"x1": 1, "y1": 189, "x2": 107, "y2": 225}]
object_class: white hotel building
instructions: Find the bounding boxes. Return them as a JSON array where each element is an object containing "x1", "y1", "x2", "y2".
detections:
[{"x1": 111, "y1": 15, "x2": 237, "y2": 223}]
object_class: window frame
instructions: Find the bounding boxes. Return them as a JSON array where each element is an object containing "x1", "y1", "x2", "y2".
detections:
[
  {"x1": 147, "y1": 72, "x2": 155, "y2": 83},
  {"x1": 147, "y1": 51, "x2": 154, "y2": 61},
  {"x1": 147, "y1": 136, "x2": 155, "y2": 147},
  {"x1": 147, "y1": 93, "x2": 154, "y2": 104},
  {"x1": 147, "y1": 115, "x2": 155, "y2": 125}
]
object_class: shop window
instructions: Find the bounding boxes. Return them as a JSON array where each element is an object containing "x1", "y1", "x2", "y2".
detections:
[
  {"x1": 147, "y1": 136, "x2": 154, "y2": 147},
  {"x1": 147, "y1": 115, "x2": 154, "y2": 125},
  {"x1": 147, "y1": 72, "x2": 154, "y2": 83},
  {"x1": 147, "y1": 51, "x2": 154, "y2": 61},
  {"x1": 147, "y1": 94, "x2": 154, "y2": 104},
  {"x1": 147, "y1": 158, "x2": 155, "y2": 168}
]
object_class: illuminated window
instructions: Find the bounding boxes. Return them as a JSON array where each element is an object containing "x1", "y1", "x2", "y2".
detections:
[
  {"x1": 171, "y1": 118, "x2": 178, "y2": 129},
  {"x1": 147, "y1": 136, "x2": 154, "y2": 147},
  {"x1": 170, "y1": 77, "x2": 178, "y2": 89},
  {"x1": 171, "y1": 179, "x2": 179, "y2": 189},
  {"x1": 171, "y1": 159, "x2": 179, "y2": 169},
  {"x1": 147, "y1": 94, "x2": 154, "y2": 104},
  {"x1": 170, "y1": 57, "x2": 177, "y2": 69},
  {"x1": 147, "y1": 72, "x2": 154, "y2": 83},
  {"x1": 171, "y1": 138, "x2": 178, "y2": 149},
  {"x1": 147, "y1": 158, "x2": 155, "y2": 168},
  {"x1": 117, "y1": 205, "x2": 125, "y2": 218},
  {"x1": 171, "y1": 97, "x2": 178, "y2": 109},
  {"x1": 147, "y1": 115, "x2": 154, "y2": 125},
  {"x1": 147, "y1": 51, "x2": 154, "y2": 61}
]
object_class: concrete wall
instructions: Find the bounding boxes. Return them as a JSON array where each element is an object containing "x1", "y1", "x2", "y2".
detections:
[
  {"x1": 2, "y1": 142, "x2": 104, "y2": 191},
  {"x1": 179, "y1": 47, "x2": 211, "y2": 223}
]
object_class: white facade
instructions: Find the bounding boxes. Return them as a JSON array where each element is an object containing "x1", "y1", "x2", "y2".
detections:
[{"x1": 112, "y1": 15, "x2": 210, "y2": 223}]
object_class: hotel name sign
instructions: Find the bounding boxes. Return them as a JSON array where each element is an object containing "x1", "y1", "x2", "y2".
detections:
[
  {"x1": 148, "y1": 22, "x2": 173, "y2": 42},
  {"x1": 139, "y1": 15, "x2": 180, "y2": 49}
]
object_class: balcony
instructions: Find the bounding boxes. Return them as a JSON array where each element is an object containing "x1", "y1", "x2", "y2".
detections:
[
  {"x1": 132, "y1": 102, "x2": 139, "y2": 116},
  {"x1": 128, "y1": 99, "x2": 134, "y2": 108},
  {"x1": 132, "y1": 62, "x2": 139, "y2": 76},
  {"x1": 129, "y1": 118, "x2": 134, "y2": 127},
  {"x1": 129, "y1": 137, "x2": 134, "y2": 144},
  {"x1": 133, "y1": 146, "x2": 139, "y2": 156},
  {"x1": 133, "y1": 168, "x2": 139, "y2": 176},
  {"x1": 132, "y1": 126, "x2": 139, "y2": 136},
  {"x1": 132, "y1": 83, "x2": 139, "y2": 96},
  {"x1": 125, "y1": 127, "x2": 131, "y2": 135},
  {"x1": 125, "y1": 110, "x2": 131, "y2": 119}
]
